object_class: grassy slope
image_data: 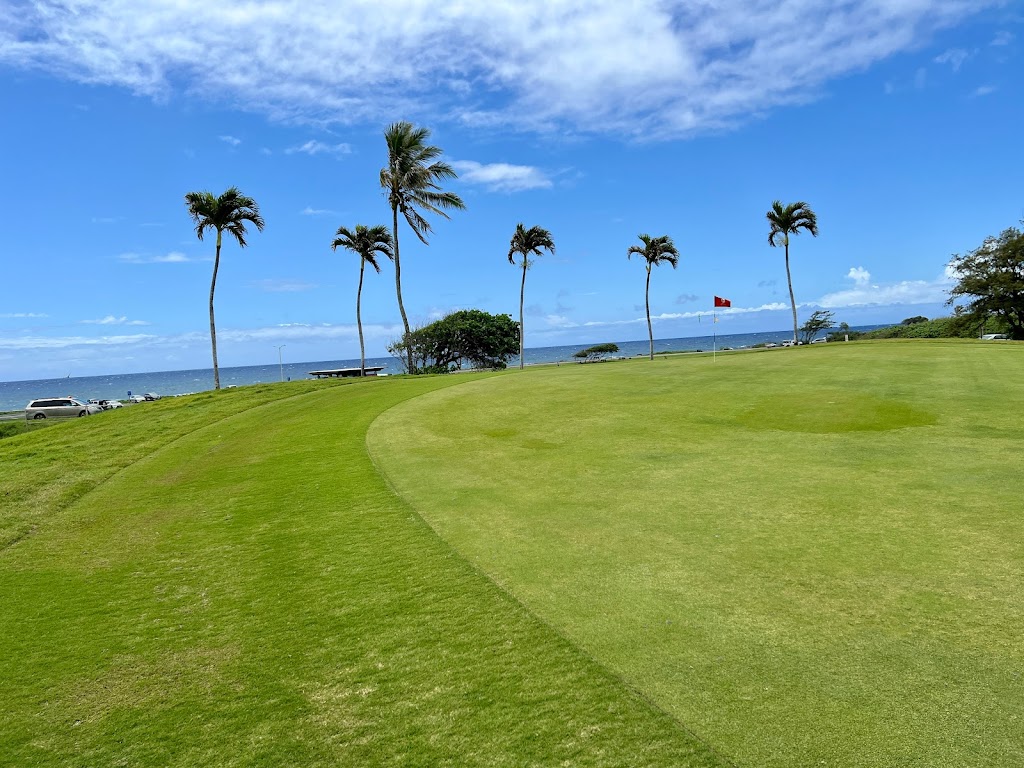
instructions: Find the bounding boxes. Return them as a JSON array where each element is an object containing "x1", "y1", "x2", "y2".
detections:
[
  {"x1": 369, "y1": 341, "x2": 1024, "y2": 767},
  {"x1": 0, "y1": 377, "x2": 725, "y2": 767}
]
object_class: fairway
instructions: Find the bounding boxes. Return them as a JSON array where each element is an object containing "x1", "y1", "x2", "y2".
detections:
[
  {"x1": 0, "y1": 378, "x2": 724, "y2": 767},
  {"x1": 369, "y1": 341, "x2": 1024, "y2": 767}
]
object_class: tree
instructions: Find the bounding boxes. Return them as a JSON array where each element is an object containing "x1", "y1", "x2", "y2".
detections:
[
  {"x1": 380, "y1": 121, "x2": 465, "y2": 374},
  {"x1": 767, "y1": 200, "x2": 819, "y2": 344},
  {"x1": 947, "y1": 225, "x2": 1024, "y2": 339},
  {"x1": 901, "y1": 315, "x2": 929, "y2": 325},
  {"x1": 799, "y1": 310, "x2": 835, "y2": 344},
  {"x1": 387, "y1": 309, "x2": 519, "y2": 373},
  {"x1": 627, "y1": 234, "x2": 680, "y2": 360},
  {"x1": 331, "y1": 224, "x2": 394, "y2": 377},
  {"x1": 508, "y1": 223, "x2": 556, "y2": 370},
  {"x1": 573, "y1": 343, "x2": 619, "y2": 362},
  {"x1": 184, "y1": 187, "x2": 264, "y2": 390}
]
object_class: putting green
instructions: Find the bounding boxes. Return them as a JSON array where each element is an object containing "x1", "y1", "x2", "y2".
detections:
[{"x1": 369, "y1": 341, "x2": 1024, "y2": 767}]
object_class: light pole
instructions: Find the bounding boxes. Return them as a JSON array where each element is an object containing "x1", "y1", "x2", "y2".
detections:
[{"x1": 275, "y1": 344, "x2": 286, "y2": 382}]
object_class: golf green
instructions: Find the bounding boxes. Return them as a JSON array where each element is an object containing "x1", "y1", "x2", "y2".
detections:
[{"x1": 369, "y1": 341, "x2": 1024, "y2": 767}]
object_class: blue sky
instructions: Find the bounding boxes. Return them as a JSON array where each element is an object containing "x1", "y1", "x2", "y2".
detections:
[{"x1": 1, "y1": 1, "x2": 1021, "y2": 381}]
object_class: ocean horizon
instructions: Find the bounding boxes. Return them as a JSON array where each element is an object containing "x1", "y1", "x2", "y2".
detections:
[{"x1": 0, "y1": 326, "x2": 882, "y2": 412}]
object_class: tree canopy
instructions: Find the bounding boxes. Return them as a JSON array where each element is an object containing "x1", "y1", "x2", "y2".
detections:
[
  {"x1": 387, "y1": 309, "x2": 520, "y2": 374},
  {"x1": 947, "y1": 225, "x2": 1024, "y2": 339},
  {"x1": 573, "y1": 343, "x2": 619, "y2": 362},
  {"x1": 799, "y1": 310, "x2": 834, "y2": 344}
]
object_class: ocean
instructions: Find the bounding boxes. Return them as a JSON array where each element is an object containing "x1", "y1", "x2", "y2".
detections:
[{"x1": 0, "y1": 327, "x2": 878, "y2": 412}]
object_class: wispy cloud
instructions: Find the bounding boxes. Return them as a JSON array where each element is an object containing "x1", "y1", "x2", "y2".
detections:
[
  {"x1": 80, "y1": 315, "x2": 150, "y2": 326},
  {"x1": 934, "y1": 48, "x2": 969, "y2": 71},
  {"x1": 674, "y1": 293, "x2": 699, "y2": 305},
  {"x1": 91, "y1": 216, "x2": 119, "y2": 224},
  {"x1": 544, "y1": 302, "x2": 792, "y2": 330},
  {"x1": 0, "y1": 312, "x2": 48, "y2": 318},
  {"x1": 251, "y1": 278, "x2": 317, "y2": 292},
  {"x1": 990, "y1": 31, "x2": 1013, "y2": 46},
  {"x1": 300, "y1": 206, "x2": 336, "y2": 216},
  {"x1": 972, "y1": 85, "x2": 997, "y2": 97},
  {"x1": 219, "y1": 134, "x2": 241, "y2": 146},
  {"x1": 286, "y1": 140, "x2": 352, "y2": 157},
  {"x1": 119, "y1": 251, "x2": 198, "y2": 264},
  {"x1": 451, "y1": 160, "x2": 552, "y2": 192},
  {"x1": 0, "y1": 1, "x2": 997, "y2": 139}
]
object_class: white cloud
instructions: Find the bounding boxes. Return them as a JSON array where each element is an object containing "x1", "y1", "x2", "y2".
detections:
[
  {"x1": 0, "y1": 322, "x2": 404, "y2": 352},
  {"x1": 0, "y1": 1, "x2": 996, "y2": 139},
  {"x1": 300, "y1": 206, "x2": 336, "y2": 216},
  {"x1": 990, "y1": 31, "x2": 1013, "y2": 46},
  {"x1": 972, "y1": 85, "x2": 997, "y2": 97},
  {"x1": 545, "y1": 302, "x2": 791, "y2": 330},
  {"x1": 0, "y1": 333, "x2": 158, "y2": 350},
  {"x1": 219, "y1": 134, "x2": 241, "y2": 146},
  {"x1": 80, "y1": 315, "x2": 150, "y2": 326},
  {"x1": 847, "y1": 266, "x2": 871, "y2": 285},
  {"x1": 286, "y1": 140, "x2": 352, "y2": 157},
  {"x1": 251, "y1": 279, "x2": 317, "y2": 292},
  {"x1": 119, "y1": 251, "x2": 197, "y2": 264},
  {"x1": 0, "y1": 312, "x2": 48, "y2": 318},
  {"x1": 451, "y1": 161, "x2": 552, "y2": 192},
  {"x1": 934, "y1": 48, "x2": 969, "y2": 71},
  {"x1": 818, "y1": 269, "x2": 954, "y2": 308}
]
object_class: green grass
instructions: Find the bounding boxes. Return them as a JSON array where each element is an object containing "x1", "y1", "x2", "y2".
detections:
[
  {"x1": 369, "y1": 340, "x2": 1024, "y2": 767},
  {"x1": 0, "y1": 376, "x2": 725, "y2": 766}
]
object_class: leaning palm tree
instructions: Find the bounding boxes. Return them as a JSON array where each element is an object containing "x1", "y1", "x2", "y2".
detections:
[
  {"x1": 184, "y1": 187, "x2": 264, "y2": 389},
  {"x1": 380, "y1": 121, "x2": 465, "y2": 373},
  {"x1": 508, "y1": 223, "x2": 555, "y2": 370},
  {"x1": 767, "y1": 200, "x2": 819, "y2": 344},
  {"x1": 331, "y1": 224, "x2": 394, "y2": 377},
  {"x1": 627, "y1": 234, "x2": 680, "y2": 360}
]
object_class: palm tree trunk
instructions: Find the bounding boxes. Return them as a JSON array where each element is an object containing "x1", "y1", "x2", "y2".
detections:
[
  {"x1": 391, "y1": 204, "x2": 414, "y2": 374},
  {"x1": 646, "y1": 266, "x2": 654, "y2": 360},
  {"x1": 785, "y1": 240, "x2": 798, "y2": 344},
  {"x1": 357, "y1": 259, "x2": 366, "y2": 377},
  {"x1": 209, "y1": 230, "x2": 222, "y2": 390},
  {"x1": 519, "y1": 259, "x2": 527, "y2": 370}
]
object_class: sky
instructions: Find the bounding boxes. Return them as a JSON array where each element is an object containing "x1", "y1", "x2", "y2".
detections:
[{"x1": 1, "y1": 0, "x2": 1022, "y2": 381}]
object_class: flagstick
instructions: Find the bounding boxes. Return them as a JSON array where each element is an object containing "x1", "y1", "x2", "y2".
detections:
[{"x1": 713, "y1": 312, "x2": 717, "y2": 361}]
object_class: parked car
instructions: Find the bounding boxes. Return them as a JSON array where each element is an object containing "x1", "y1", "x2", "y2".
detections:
[
  {"x1": 127, "y1": 394, "x2": 148, "y2": 404},
  {"x1": 142, "y1": 392, "x2": 161, "y2": 401},
  {"x1": 981, "y1": 333, "x2": 1008, "y2": 340},
  {"x1": 25, "y1": 397, "x2": 102, "y2": 419},
  {"x1": 810, "y1": 337, "x2": 828, "y2": 344},
  {"x1": 98, "y1": 399, "x2": 124, "y2": 409}
]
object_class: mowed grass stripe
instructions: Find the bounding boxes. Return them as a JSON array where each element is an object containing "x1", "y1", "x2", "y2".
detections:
[
  {"x1": 369, "y1": 341, "x2": 1024, "y2": 767},
  {"x1": 0, "y1": 376, "x2": 727, "y2": 767}
]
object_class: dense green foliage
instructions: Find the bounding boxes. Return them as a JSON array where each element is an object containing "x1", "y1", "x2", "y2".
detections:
[
  {"x1": 0, "y1": 377, "x2": 725, "y2": 767},
  {"x1": 834, "y1": 313, "x2": 1008, "y2": 341},
  {"x1": 387, "y1": 309, "x2": 520, "y2": 373},
  {"x1": 371, "y1": 341, "x2": 1024, "y2": 767},
  {"x1": 948, "y1": 224, "x2": 1024, "y2": 339},
  {"x1": 573, "y1": 343, "x2": 620, "y2": 361}
]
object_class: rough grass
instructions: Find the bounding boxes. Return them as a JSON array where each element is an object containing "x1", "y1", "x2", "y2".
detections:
[
  {"x1": 369, "y1": 340, "x2": 1024, "y2": 767},
  {"x1": 0, "y1": 375, "x2": 726, "y2": 767}
]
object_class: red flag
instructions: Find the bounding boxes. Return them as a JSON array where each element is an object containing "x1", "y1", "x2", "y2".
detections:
[{"x1": 714, "y1": 296, "x2": 731, "y2": 308}]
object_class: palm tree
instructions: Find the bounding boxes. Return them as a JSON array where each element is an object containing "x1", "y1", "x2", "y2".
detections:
[
  {"x1": 184, "y1": 187, "x2": 264, "y2": 390},
  {"x1": 508, "y1": 223, "x2": 555, "y2": 370},
  {"x1": 627, "y1": 234, "x2": 680, "y2": 360},
  {"x1": 767, "y1": 200, "x2": 819, "y2": 344},
  {"x1": 379, "y1": 121, "x2": 465, "y2": 373},
  {"x1": 331, "y1": 224, "x2": 394, "y2": 377}
]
